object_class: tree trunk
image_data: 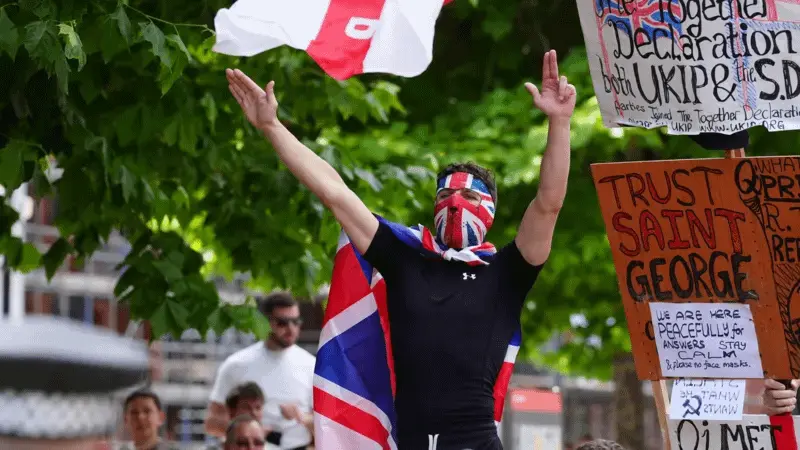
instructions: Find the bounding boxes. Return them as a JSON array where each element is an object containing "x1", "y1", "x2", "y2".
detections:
[{"x1": 613, "y1": 352, "x2": 646, "y2": 449}]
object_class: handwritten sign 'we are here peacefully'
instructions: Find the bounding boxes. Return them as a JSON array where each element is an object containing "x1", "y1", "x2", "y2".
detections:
[
  {"x1": 651, "y1": 302, "x2": 762, "y2": 378},
  {"x1": 592, "y1": 156, "x2": 800, "y2": 380},
  {"x1": 576, "y1": 0, "x2": 800, "y2": 134}
]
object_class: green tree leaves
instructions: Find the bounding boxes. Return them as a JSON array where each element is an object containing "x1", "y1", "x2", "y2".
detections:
[
  {"x1": 19, "y1": 0, "x2": 53, "y2": 18},
  {"x1": 0, "y1": 8, "x2": 20, "y2": 60},
  {"x1": 109, "y1": 6, "x2": 133, "y2": 44},
  {"x1": 42, "y1": 238, "x2": 71, "y2": 279},
  {"x1": 134, "y1": 21, "x2": 193, "y2": 94},
  {"x1": 23, "y1": 20, "x2": 70, "y2": 92},
  {"x1": 0, "y1": 141, "x2": 38, "y2": 191},
  {"x1": 0, "y1": 0, "x2": 592, "y2": 364},
  {"x1": 140, "y1": 22, "x2": 170, "y2": 67},
  {"x1": 58, "y1": 23, "x2": 85, "y2": 70}
]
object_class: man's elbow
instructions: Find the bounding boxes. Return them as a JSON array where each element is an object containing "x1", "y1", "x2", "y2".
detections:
[
  {"x1": 534, "y1": 194, "x2": 564, "y2": 215},
  {"x1": 319, "y1": 183, "x2": 350, "y2": 209}
]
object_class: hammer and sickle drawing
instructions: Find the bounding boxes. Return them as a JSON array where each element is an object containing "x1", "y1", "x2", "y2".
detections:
[{"x1": 682, "y1": 395, "x2": 702, "y2": 418}]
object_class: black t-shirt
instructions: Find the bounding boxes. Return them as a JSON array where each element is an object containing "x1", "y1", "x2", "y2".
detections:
[{"x1": 363, "y1": 221, "x2": 544, "y2": 437}]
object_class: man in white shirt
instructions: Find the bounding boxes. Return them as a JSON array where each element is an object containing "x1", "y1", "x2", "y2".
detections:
[{"x1": 205, "y1": 292, "x2": 316, "y2": 450}]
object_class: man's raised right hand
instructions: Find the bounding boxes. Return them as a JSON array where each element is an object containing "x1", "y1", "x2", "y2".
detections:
[
  {"x1": 226, "y1": 68, "x2": 279, "y2": 132},
  {"x1": 224, "y1": 67, "x2": 378, "y2": 255}
]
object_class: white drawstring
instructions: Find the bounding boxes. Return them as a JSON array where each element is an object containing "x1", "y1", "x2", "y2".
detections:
[{"x1": 427, "y1": 434, "x2": 439, "y2": 450}]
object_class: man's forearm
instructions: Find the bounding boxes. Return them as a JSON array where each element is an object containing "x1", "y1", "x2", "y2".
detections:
[
  {"x1": 262, "y1": 121, "x2": 347, "y2": 204},
  {"x1": 536, "y1": 118, "x2": 571, "y2": 210}
]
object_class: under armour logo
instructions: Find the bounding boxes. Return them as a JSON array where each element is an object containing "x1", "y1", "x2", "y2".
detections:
[{"x1": 462, "y1": 272, "x2": 476, "y2": 280}]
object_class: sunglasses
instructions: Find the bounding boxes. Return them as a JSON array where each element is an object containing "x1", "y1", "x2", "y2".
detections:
[{"x1": 273, "y1": 317, "x2": 303, "y2": 327}]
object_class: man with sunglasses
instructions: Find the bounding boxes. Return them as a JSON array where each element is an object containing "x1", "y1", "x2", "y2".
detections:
[{"x1": 206, "y1": 292, "x2": 315, "y2": 450}]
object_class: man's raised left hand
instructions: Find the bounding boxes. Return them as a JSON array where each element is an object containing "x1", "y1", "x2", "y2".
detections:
[{"x1": 525, "y1": 50, "x2": 577, "y2": 121}]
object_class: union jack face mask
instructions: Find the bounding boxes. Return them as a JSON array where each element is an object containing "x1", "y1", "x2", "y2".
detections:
[{"x1": 434, "y1": 172, "x2": 496, "y2": 249}]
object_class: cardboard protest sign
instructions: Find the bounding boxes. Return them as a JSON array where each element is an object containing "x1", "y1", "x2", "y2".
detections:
[
  {"x1": 668, "y1": 415, "x2": 800, "y2": 450},
  {"x1": 576, "y1": 0, "x2": 800, "y2": 134},
  {"x1": 591, "y1": 156, "x2": 800, "y2": 380}
]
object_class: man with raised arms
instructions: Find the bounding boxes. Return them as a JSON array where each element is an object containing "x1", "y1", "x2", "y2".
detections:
[{"x1": 225, "y1": 50, "x2": 575, "y2": 450}]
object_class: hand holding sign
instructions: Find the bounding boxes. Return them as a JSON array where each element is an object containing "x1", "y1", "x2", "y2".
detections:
[
  {"x1": 763, "y1": 379, "x2": 799, "y2": 416},
  {"x1": 525, "y1": 50, "x2": 577, "y2": 120},
  {"x1": 226, "y1": 68, "x2": 279, "y2": 132}
]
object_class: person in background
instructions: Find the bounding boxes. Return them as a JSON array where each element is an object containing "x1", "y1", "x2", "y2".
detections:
[
  {"x1": 0, "y1": 316, "x2": 149, "y2": 450},
  {"x1": 205, "y1": 292, "x2": 315, "y2": 449},
  {"x1": 224, "y1": 415, "x2": 265, "y2": 450},
  {"x1": 575, "y1": 439, "x2": 624, "y2": 450},
  {"x1": 226, "y1": 383, "x2": 266, "y2": 426},
  {"x1": 226, "y1": 382, "x2": 284, "y2": 448},
  {"x1": 123, "y1": 389, "x2": 171, "y2": 450}
]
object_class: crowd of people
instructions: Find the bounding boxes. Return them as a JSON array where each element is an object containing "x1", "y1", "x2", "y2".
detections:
[
  {"x1": 3, "y1": 301, "x2": 793, "y2": 450},
  {"x1": 117, "y1": 290, "x2": 798, "y2": 450},
  {"x1": 120, "y1": 292, "x2": 315, "y2": 450},
  {"x1": 116, "y1": 291, "x2": 637, "y2": 450},
  {"x1": 122, "y1": 384, "x2": 281, "y2": 450}
]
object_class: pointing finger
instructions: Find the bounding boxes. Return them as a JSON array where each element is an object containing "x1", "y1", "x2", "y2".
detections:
[
  {"x1": 551, "y1": 49, "x2": 560, "y2": 78},
  {"x1": 541, "y1": 51, "x2": 549, "y2": 82}
]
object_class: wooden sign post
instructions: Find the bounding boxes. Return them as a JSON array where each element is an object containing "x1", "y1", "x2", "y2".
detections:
[{"x1": 591, "y1": 152, "x2": 800, "y2": 449}]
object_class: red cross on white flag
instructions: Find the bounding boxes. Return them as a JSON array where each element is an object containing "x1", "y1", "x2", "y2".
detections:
[{"x1": 213, "y1": 0, "x2": 454, "y2": 80}]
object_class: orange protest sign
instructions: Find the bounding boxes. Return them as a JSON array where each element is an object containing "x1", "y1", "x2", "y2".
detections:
[{"x1": 592, "y1": 156, "x2": 800, "y2": 380}]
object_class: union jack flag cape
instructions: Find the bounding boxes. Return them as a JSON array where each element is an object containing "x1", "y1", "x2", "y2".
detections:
[{"x1": 312, "y1": 217, "x2": 521, "y2": 449}]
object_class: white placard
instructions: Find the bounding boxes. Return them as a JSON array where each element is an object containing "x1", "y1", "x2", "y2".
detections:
[
  {"x1": 668, "y1": 415, "x2": 800, "y2": 450},
  {"x1": 669, "y1": 379, "x2": 746, "y2": 421},
  {"x1": 650, "y1": 302, "x2": 763, "y2": 378},
  {"x1": 575, "y1": 0, "x2": 800, "y2": 134}
]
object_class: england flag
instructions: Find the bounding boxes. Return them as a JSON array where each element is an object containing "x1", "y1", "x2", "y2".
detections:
[{"x1": 213, "y1": 0, "x2": 454, "y2": 80}]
